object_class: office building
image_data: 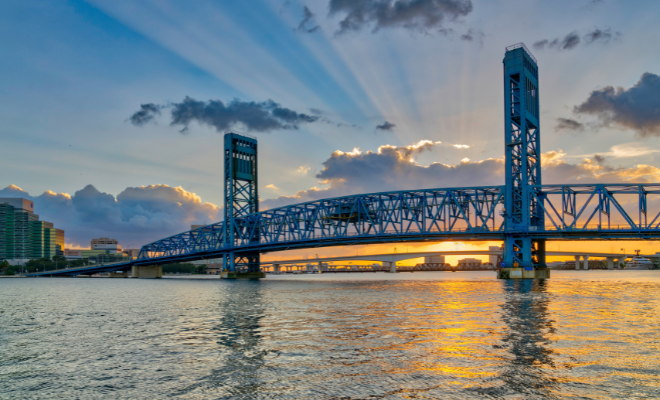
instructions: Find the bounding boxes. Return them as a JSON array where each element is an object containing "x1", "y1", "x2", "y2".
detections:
[
  {"x1": 64, "y1": 238, "x2": 131, "y2": 264},
  {"x1": 0, "y1": 198, "x2": 64, "y2": 263}
]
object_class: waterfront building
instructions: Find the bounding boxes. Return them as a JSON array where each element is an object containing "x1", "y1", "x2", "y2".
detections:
[
  {"x1": 424, "y1": 255, "x2": 445, "y2": 264},
  {"x1": 91, "y1": 237, "x2": 121, "y2": 251},
  {"x1": 0, "y1": 198, "x2": 64, "y2": 264},
  {"x1": 64, "y1": 238, "x2": 129, "y2": 264},
  {"x1": 458, "y1": 258, "x2": 482, "y2": 268}
]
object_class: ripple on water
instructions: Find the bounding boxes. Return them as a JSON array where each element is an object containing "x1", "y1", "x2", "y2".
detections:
[{"x1": 1, "y1": 274, "x2": 660, "y2": 399}]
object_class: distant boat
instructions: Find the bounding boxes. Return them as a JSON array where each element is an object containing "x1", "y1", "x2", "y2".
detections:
[{"x1": 626, "y1": 256, "x2": 654, "y2": 270}]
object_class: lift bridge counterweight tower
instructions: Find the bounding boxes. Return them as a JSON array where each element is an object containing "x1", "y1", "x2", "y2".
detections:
[
  {"x1": 501, "y1": 43, "x2": 547, "y2": 277},
  {"x1": 222, "y1": 132, "x2": 263, "y2": 278}
]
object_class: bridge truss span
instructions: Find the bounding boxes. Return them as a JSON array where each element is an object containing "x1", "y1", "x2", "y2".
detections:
[
  {"x1": 137, "y1": 186, "x2": 507, "y2": 264},
  {"x1": 534, "y1": 184, "x2": 660, "y2": 237},
  {"x1": 136, "y1": 183, "x2": 660, "y2": 266}
]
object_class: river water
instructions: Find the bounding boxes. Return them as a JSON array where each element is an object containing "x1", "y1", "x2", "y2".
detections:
[{"x1": 1, "y1": 271, "x2": 660, "y2": 399}]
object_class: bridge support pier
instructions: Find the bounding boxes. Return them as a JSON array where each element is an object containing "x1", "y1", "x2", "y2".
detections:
[
  {"x1": 583, "y1": 255, "x2": 589, "y2": 270},
  {"x1": 384, "y1": 261, "x2": 396, "y2": 273},
  {"x1": 606, "y1": 257, "x2": 614, "y2": 270},
  {"x1": 131, "y1": 265, "x2": 162, "y2": 278},
  {"x1": 575, "y1": 255, "x2": 581, "y2": 270}
]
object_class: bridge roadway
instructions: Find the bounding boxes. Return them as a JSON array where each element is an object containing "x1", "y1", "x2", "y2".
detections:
[
  {"x1": 26, "y1": 250, "x2": 653, "y2": 277},
  {"x1": 260, "y1": 251, "x2": 656, "y2": 266}
]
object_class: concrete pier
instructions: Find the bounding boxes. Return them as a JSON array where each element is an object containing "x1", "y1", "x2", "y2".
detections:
[
  {"x1": 383, "y1": 261, "x2": 396, "y2": 273},
  {"x1": 131, "y1": 265, "x2": 162, "y2": 278},
  {"x1": 497, "y1": 268, "x2": 550, "y2": 279}
]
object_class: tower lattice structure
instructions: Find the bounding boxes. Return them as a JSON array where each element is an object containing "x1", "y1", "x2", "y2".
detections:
[
  {"x1": 223, "y1": 132, "x2": 260, "y2": 273},
  {"x1": 502, "y1": 43, "x2": 546, "y2": 269}
]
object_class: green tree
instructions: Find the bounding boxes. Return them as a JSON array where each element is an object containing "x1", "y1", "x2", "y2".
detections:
[
  {"x1": 1, "y1": 260, "x2": 10, "y2": 275},
  {"x1": 161, "y1": 263, "x2": 197, "y2": 274}
]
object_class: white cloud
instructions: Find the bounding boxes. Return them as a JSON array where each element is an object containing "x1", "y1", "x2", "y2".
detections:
[
  {"x1": 0, "y1": 184, "x2": 220, "y2": 247},
  {"x1": 296, "y1": 166, "x2": 311, "y2": 175}
]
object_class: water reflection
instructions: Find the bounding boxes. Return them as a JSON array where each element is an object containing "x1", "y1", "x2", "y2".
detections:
[
  {"x1": 482, "y1": 279, "x2": 556, "y2": 398},
  {"x1": 177, "y1": 281, "x2": 268, "y2": 398},
  {"x1": 3, "y1": 277, "x2": 660, "y2": 399}
]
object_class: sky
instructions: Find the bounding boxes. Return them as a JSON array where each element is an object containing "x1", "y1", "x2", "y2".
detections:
[{"x1": 1, "y1": 0, "x2": 660, "y2": 254}]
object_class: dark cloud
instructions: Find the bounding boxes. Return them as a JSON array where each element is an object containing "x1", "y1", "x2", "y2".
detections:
[
  {"x1": 261, "y1": 141, "x2": 660, "y2": 210},
  {"x1": 329, "y1": 0, "x2": 473, "y2": 35},
  {"x1": 130, "y1": 97, "x2": 320, "y2": 134},
  {"x1": 460, "y1": 28, "x2": 484, "y2": 44},
  {"x1": 573, "y1": 72, "x2": 660, "y2": 137},
  {"x1": 375, "y1": 121, "x2": 396, "y2": 131},
  {"x1": 555, "y1": 118, "x2": 585, "y2": 133},
  {"x1": 534, "y1": 31, "x2": 580, "y2": 51},
  {"x1": 261, "y1": 141, "x2": 504, "y2": 209},
  {"x1": 129, "y1": 103, "x2": 162, "y2": 126},
  {"x1": 593, "y1": 154, "x2": 605, "y2": 163},
  {"x1": 297, "y1": 6, "x2": 320, "y2": 33},
  {"x1": 534, "y1": 28, "x2": 621, "y2": 51},
  {"x1": 0, "y1": 184, "x2": 220, "y2": 247},
  {"x1": 584, "y1": 27, "x2": 619, "y2": 44}
]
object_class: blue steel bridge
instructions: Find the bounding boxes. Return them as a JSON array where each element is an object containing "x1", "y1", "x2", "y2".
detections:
[{"x1": 28, "y1": 43, "x2": 660, "y2": 278}]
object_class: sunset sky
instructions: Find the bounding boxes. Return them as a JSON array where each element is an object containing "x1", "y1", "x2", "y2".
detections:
[{"x1": 2, "y1": 0, "x2": 660, "y2": 256}]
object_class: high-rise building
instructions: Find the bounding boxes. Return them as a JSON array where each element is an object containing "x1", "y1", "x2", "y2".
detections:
[{"x1": 0, "y1": 198, "x2": 64, "y2": 263}]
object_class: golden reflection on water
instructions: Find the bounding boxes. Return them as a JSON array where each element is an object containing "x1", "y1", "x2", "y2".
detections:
[{"x1": 3, "y1": 277, "x2": 660, "y2": 398}]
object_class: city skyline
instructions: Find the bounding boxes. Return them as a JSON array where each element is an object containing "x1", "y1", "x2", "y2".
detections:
[{"x1": 2, "y1": 0, "x2": 660, "y2": 250}]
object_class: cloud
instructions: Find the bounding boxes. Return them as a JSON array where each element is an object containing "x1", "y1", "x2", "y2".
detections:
[
  {"x1": 297, "y1": 166, "x2": 311, "y2": 174},
  {"x1": 375, "y1": 121, "x2": 396, "y2": 131},
  {"x1": 0, "y1": 184, "x2": 220, "y2": 247},
  {"x1": 573, "y1": 72, "x2": 660, "y2": 137},
  {"x1": 261, "y1": 140, "x2": 503, "y2": 209},
  {"x1": 261, "y1": 141, "x2": 660, "y2": 210},
  {"x1": 130, "y1": 97, "x2": 320, "y2": 133},
  {"x1": 534, "y1": 28, "x2": 620, "y2": 51},
  {"x1": 584, "y1": 27, "x2": 620, "y2": 44},
  {"x1": 329, "y1": 0, "x2": 473, "y2": 35},
  {"x1": 297, "y1": 6, "x2": 320, "y2": 33},
  {"x1": 541, "y1": 149, "x2": 660, "y2": 184},
  {"x1": 460, "y1": 28, "x2": 484, "y2": 45},
  {"x1": 128, "y1": 103, "x2": 162, "y2": 126},
  {"x1": 533, "y1": 31, "x2": 580, "y2": 50},
  {"x1": 452, "y1": 144, "x2": 469, "y2": 149},
  {"x1": 265, "y1": 184, "x2": 279, "y2": 190},
  {"x1": 555, "y1": 117, "x2": 585, "y2": 133}
]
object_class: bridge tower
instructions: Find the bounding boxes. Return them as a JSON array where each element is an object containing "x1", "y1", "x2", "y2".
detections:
[
  {"x1": 222, "y1": 132, "x2": 263, "y2": 277},
  {"x1": 502, "y1": 43, "x2": 547, "y2": 276}
]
